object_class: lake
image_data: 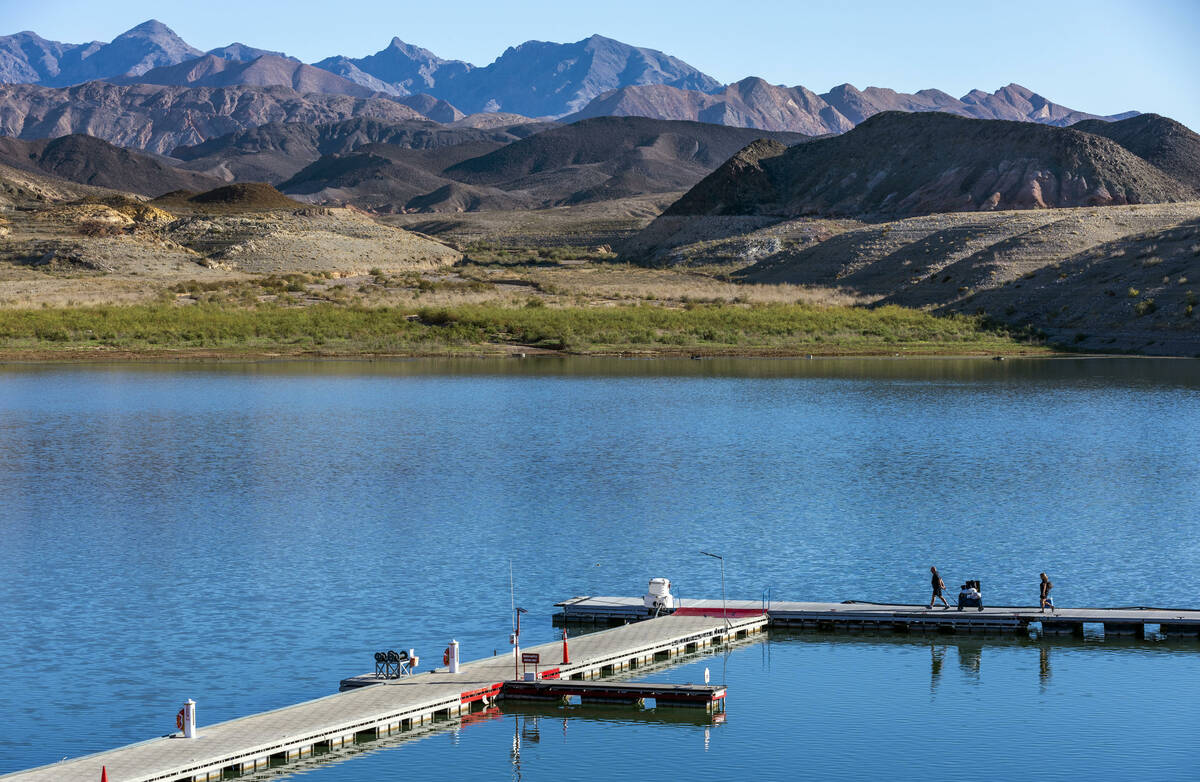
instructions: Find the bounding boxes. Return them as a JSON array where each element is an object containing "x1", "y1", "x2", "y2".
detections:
[{"x1": 1, "y1": 357, "x2": 1198, "y2": 779}]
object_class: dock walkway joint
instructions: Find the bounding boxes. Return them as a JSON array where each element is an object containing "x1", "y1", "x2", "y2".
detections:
[{"x1": 2, "y1": 613, "x2": 764, "y2": 782}]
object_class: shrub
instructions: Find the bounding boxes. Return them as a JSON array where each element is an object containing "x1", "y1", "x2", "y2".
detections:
[{"x1": 1134, "y1": 298, "x2": 1157, "y2": 317}]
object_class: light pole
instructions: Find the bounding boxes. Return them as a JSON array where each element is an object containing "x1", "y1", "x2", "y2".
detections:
[
  {"x1": 513, "y1": 606, "x2": 527, "y2": 680},
  {"x1": 699, "y1": 550, "x2": 728, "y2": 629}
]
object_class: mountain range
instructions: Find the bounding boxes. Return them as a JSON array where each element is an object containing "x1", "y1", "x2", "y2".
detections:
[{"x1": 0, "y1": 20, "x2": 1143, "y2": 144}]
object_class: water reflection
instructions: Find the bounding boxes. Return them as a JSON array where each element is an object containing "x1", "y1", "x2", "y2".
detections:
[
  {"x1": 3, "y1": 356, "x2": 1199, "y2": 385},
  {"x1": 930, "y1": 644, "x2": 945, "y2": 693},
  {"x1": 958, "y1": 644, "x2": 982, "y2": 680},
  {"x1": 762, "y1": 630, "x2": 1200, "y2": 699}
]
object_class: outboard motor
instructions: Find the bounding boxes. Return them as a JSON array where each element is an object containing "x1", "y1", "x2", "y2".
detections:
[{"x1": 643, "y1": 577, "x2": 676, "y2": 615}]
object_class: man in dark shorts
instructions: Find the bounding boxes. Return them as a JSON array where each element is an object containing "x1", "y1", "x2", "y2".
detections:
[
  {"x1": 928, "y1": 566, "x2": 949, "y2": 609},
  {"x1": 1040, "y1": 573, "x2": 1055, "y2": 613}
]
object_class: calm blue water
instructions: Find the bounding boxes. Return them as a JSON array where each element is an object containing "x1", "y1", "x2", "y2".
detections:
[{"x1": 1, "y1": 357, "x2": 1199, "y2": 779}]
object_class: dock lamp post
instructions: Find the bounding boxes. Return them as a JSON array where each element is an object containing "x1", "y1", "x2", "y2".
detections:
[
  {"x1": 513, "y1": 606, "x2": 528, "y2": 680},
  {"x1": 699, "y1": 550, "x2": 729, "y2": 628}
]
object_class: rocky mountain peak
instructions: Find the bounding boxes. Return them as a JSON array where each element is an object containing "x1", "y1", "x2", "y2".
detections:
[
  {"x1": 208, "y1": 43, "x2": 291, "y2": 63},
  {"x1": 112, "y1": 19, "x2": 197, "y2": 53}
]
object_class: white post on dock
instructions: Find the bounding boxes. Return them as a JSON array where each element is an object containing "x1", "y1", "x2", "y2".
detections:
[
  {"x1": 449, "y1": 639, "x2": 460, "y2": 674},
  {"x1": 183, "y1": 699, "x2": 198, "y2": 739}
]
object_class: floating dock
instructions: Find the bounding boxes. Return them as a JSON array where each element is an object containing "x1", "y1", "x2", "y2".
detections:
[
  {"x1": 501, "y1": 679, "x2": 725, "y2": 708},
  {"x1": 555, "y1": 596, "x2": 1200, "y2": 637},
  {"x1": 3, "y1": 613, "x2": 763, "y2": 782}
]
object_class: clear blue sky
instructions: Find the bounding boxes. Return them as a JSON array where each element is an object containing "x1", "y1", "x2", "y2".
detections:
[{"x1": 3, "y1": 0, "x2": 1198, "y2": 129}]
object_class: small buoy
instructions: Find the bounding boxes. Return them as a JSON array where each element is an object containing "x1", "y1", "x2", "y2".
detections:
[
  {"x1": 595, "y1": 563, "x2": 601, "y2": 567},
  {"x1": 993, "y1": 355, "x2": 1005, "y2": 361}
]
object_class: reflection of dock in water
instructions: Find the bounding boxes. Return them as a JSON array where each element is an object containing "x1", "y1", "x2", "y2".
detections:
[{"x1": 758, "y1": 627, "x2": 1196, "y2": 694}]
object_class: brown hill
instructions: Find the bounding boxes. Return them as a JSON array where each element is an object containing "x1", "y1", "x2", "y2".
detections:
[
  {"x1": 666, "y1": 112, "x2": 1197, "y2": 219},
  {"x1": 0, "y1": 134, "x2": 223, "y2": 196},
  {"x1": 441, "y1": 116, "x2": 810, "y2": 206},
  {"x1": 394, "y1": 94, "x2": 464, "y2": 124},
  {"x1": 1071, "y1": 114, "x2": 1200, "y2": 191},
  {"x1": 278, "y1": 145, "x2": 516, "y2": 212},
  {"x1": 0, "y1": 160, "x2": 127, "y2": 207},
  {"x1": 152, "y1": 182, "x2": 303, "y2": 212},
  {"x1": 275, "y1": 116, "x2": 811, "y2": 212}
]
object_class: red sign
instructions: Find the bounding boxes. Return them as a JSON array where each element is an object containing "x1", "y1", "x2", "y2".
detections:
[{"x1": 521, "y1": 652, "x2": 540, "y2": 664}]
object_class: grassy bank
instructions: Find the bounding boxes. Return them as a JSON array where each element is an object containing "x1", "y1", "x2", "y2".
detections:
[{"x1": 0, "y1": 302, "x2": 1049, "y2": 358}]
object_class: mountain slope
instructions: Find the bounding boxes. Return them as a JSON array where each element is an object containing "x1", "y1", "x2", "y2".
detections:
[
  {"x1": 36, "y1": 20, "x2": 202, "y2": 86},
  {"x1": 0, "y1": 82, "x2": 428, "y2": 155},
  {"x1": 207, "y1": 43, "x2": 292, "y2": 62},
  {"x1": 0, "y1": 133, "x2": 222, "y2": 195},
  {"x1": 434, "y1": 35, "x2": 721, "y2": 117},
  {"x1": 447, "y1": 116, "x2": 805, "y2": 183},
  {"x1": 573, "y1": 80, "x2": 1138, "y2": 135},
  {"x1": 0, "y1": 31, "x2": 80, "y2": 84},
  {"x1": 568, "y1": 77, "x2": 853, "y2": 134},
  {"x1": 267, "y1": 116, "x2": 811, "y2": 212},
  {"x1": 115, "y1": 53, "x2": 380, "y2": 97},
  {"x1": 313, "y1": 38, "x2": 471, "y2": 97},
  {"x1": 433, "y1": 116, "x2": 809, "y2": 208},
  {"x1": 666, "y1": 112, "x2": 1197, "y2": 219},
  {"x1": 171, "y1": 117, "x2": 546, "y2": 182}
]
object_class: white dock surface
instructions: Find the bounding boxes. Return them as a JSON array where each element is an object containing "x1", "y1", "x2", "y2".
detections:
[
  {"x1": 3, "y1": 613, "x2": 762, "y2": 782},
  {"x1": 558, "y1": 596, "x2": 1200, "y2": 626}
]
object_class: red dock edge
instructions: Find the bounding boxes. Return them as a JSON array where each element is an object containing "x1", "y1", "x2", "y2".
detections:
[
  {"x1": 460, "y1": 682, "x2": 503, "y2": 704},
  {"x1": 672, "y1": 607, "x2": 766, "y2": 619}
]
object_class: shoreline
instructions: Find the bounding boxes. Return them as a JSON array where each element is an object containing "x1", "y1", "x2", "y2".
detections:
[{"x1": 0, "y1": 344, "x2": 1117, "y2": 365}]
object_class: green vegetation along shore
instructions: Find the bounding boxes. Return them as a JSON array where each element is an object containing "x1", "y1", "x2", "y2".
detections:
[{"x1": 0, "y1": 302, "x2": 1050, "y2": 359}]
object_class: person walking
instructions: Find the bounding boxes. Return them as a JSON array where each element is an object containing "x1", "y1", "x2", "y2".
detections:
[
  {"x1": 1040, "y1": 573, "x2": 1055, "y2": 613},
  {"x1": 928, "y1": 566, "x2": 949, "y2": 609}
]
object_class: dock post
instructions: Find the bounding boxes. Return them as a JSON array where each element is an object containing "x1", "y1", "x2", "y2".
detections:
[
  {"x1": 449, "y1": 640, "x2": 460, "y2": 674},
  {"x1": 183, "y1": 699, "x2": 197, "y2": 739}
]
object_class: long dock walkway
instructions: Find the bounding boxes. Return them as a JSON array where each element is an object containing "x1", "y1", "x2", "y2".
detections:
[
  {"x1": 3, "y1": 613, "x2": 764, "y2": 782},
  {"x1": 556, "y1": 596, "x2": 1200, "y2": 636}
]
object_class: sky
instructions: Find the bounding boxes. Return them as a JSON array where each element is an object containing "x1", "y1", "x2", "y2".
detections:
[{"x1": 2, "y1": 0, "x2": 1198, "y2": 129}]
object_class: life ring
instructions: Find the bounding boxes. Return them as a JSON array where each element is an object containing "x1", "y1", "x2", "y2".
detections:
[
  {"x1": 176, "y1": 709, "x2": 185, "y2": 731},
  {"x1": 443, "y1": 648, "x2": 450, "y2": 666}
]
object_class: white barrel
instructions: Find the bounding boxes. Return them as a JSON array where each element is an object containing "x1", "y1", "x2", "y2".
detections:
[
  {"x1": 449, "y1": 640, "x2": 460, "y2": 674},
  {"x1": 647, "y1": 578, "x2": 671, "y2": 597},
  {"x1": 183, "y1": 699, "x2": 197, "y2": 739},
  {"x1": 643, "y1": 578, "x2": 675, "y2": 610}
]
